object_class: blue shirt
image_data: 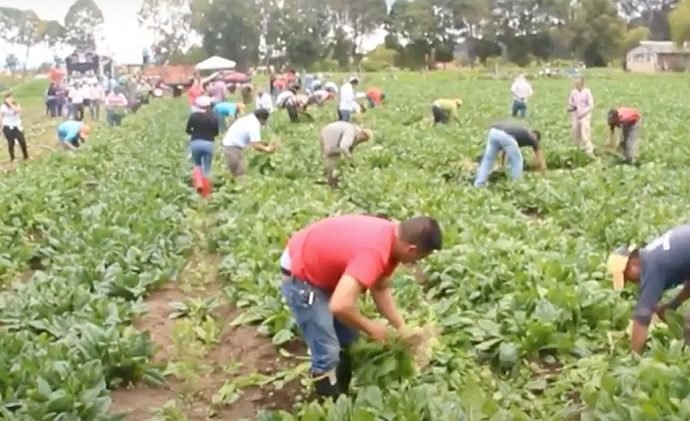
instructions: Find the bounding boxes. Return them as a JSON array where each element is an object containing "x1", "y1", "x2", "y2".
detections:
[
  {"x1": 57, "y1": 121, "x2": 83, "y2": 142},
  {"x1": 213, "y1": 102, "x2": 238, "y2": 118},
  {"x1": 635, "y1": 224, "x2": 690, "y2": 325}
]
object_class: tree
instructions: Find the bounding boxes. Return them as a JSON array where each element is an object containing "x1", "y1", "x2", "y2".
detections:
[
  {"x1": 138, "y1": 0, "x2": 195, "y2": 64},
  {"x1": 191, "y1": 0, "x2": 262, "y2": 69},
  {"x1": 669, "y1": 0, "x2": 690, "y2": 46},
  {"x1": 0, "y1": 8, "x2": 64, "y2": 72},
  {"x1": 569, "y1": 0, "x2": 627, "y2": 66},
  {"x1": 622, "y1": 26, "x2": 650, "y2": 53},
  {"x1": 5, "y1": 53, "x2": 18, "y2": 74},
  {"x1": 326, "y1": 0, "x2": 388, "y2": 63},
  {"x1": 63, "y1": 0, "x2": 104, "y2": 50}
]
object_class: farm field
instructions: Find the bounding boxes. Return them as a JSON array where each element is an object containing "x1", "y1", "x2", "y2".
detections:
[{"x1": 2, "y1": 71, "x2": 690, "y2": 420}]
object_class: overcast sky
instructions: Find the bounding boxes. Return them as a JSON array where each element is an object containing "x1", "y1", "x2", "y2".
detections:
[{"x1": 1, "y1": 0, "x2": 396, "y2": 68}]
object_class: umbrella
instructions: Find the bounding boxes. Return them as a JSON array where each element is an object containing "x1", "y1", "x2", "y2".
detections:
[{"x1": 195, "y1": 56, "x2": 237, "y2": 71}]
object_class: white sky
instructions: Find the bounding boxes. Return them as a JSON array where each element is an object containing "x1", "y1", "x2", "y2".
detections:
[{"x1": 0, "y1": 0, "x2": 395, "y2": 68}]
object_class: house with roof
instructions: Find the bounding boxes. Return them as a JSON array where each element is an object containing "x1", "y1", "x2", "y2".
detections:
[{"x1": 626, "y1": 40, "x2": 690, "y2": 73}]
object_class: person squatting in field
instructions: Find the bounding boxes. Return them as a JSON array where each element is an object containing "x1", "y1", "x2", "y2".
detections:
[
  {"x1": 221, "y1": 108, "x2": 276, "y2": 177},
  {"x1": 474, "y1": 120, "x2": 546, "y2": 187},
  {"x1": 607, "y1": 107, "x2": 642, "y2": 165},
  {"x1": 186, "y1": 96, "x2": 220, "y2": 178},
  {"x1": 279, "y1": 214, "x2": 442, "y2": 400},
  {"x1": 365, "y1": 87, "x2": 385, "y2": 109},
  {"x1": 57, "y1": 120, "x2": 90, "y2": 151},
  {"x1": 1, "y1": 93, "x2": 29, "y2": 162},
  {"x1": 431, "y1": 98, "x2": 462, "y2": 125},
  {"x1": 607, "y1": 224, "x2": 690, "y2": 354},
  {"x1": 213, "y1": 101, "x2": 245, "y2": 132},
  {"x1": 319, "y1": 121, "x2": 373, "y2": 188},
  {"x1": 285, "y1": 92, "x2": 313, "y2": 123},
  {"x1": 567, "y1": 76, "x2": 594, "y2": 157}
]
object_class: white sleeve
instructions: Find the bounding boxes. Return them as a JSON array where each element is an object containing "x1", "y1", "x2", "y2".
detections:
[{"x1": 249, "y1": 122, "x2": 261, "y2": 143}]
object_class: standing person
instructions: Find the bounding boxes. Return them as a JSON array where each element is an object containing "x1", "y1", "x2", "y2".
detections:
[
  {"x1": 0, "y1": 93, "x2": 29, "y2": 162},
  {"x1": 431, "y1": 98, "x2": 462, "y2": 125},
  {"x1": 606, "y1": 107, "x2": 642, "y2": 165},
  {"x1": 606, "y1": 224, "x2": 690, "y2": 354},
  {"x1": 338, "y1": 77, "x2": 359, "y2": 122},
  {"x1": 80, "y1": 82, "x2": 92, "y2": 119},
  {"x1": 221, "y1": 109, "x2": 276, "y2": 177},
  {"x1": 567, "y1": 77, "x2": 594, "y2": 157},
  {"x1": 365, "y1": 87, "x2": 385, "y2": 108},
  {"x1": 89, "y1": 83, "x2": 105, "y2": 121},
  {"x1": 213, "y1": 101, "x2": 245, "y2": 132},
  {"x1": 104, "y1": 89, "x2": 129, "y2": 127},
  {"x1": 186, "y1": 96, "x2": 219, "y2": 178},
  {"x1": 209, "y1": 76, "x2": 227, "y2": 105},
  {"x1": 187, "y1": 76, "x2": 204, "y2": 112},
  {"x1": 510, "y1": 74, "x2": 533, "y2": 118},
  {"x1": 279, "y1": 214, "x2": 442, "y2": 399},
  {"x1": 57, "y1": 120, "x2": 90, "y2": 151},
  {"x1": 474, "y1": 120, "x2": 545, "y2": 187},
  {"x1": 319, "y1": 121, "x2": 373, "y2": 188},
  {"x1": 46, "y1": 83, "x2": 58, "y2": 117},
  {"x1": 68, "y1": 82, "x2": 85, "y2": 121},
  {"x1": 255, "y1": 89, "x2": 274, "y2": 113}
]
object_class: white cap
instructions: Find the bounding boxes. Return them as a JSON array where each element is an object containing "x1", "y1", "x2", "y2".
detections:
[{"x1": 195, "y1": 95, "x2": 211, "y2": 108}]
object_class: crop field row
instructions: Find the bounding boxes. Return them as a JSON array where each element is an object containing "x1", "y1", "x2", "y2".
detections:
[{"x1": 2, "y1": 71, "x2": 690, "y2": 420}]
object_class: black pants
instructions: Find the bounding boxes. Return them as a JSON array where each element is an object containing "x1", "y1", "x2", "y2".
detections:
[
  {"x1": 287, "y1": 104, "x2": 300, "y2": 123},
  {"x1": 432, "y1": 105, "x2": 448, "y2": 124},
  {"x1": 74, "y1": 103, "x2": 85, "y2": 121},
  {"x1": 2, "y1": 126, "x2": 28, "y2": 160}
]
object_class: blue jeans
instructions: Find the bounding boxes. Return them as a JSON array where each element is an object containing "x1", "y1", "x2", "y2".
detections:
[
  {"x1": 281, "y1": 275, "x2": 358, "y2": 374},
  {"x1": 189, "y1": 139, "x2": 214, "y2": 177},
  {"x1": 214, "y1": 111, "x2": 228, "y2": 132},
  {"x1": 512, "y1": 99, "x2": 527, "y2": 118},
  {"x1": 474, "y1": 128, "x2": 524, "y2": 187},
  {"x1": 338, "y1": 109, "x2": 352, "y2": 122}
]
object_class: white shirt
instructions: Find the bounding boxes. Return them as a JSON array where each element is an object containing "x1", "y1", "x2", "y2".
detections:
[
  {"x1": 275, "y1": 90, "x2": 294, "y2": 108},
  {"x1": 80, "y1": 85, "x2": 92, "y2": 100},
  {"x1": 324, "y1": 82, "x2": 338, "y2": 92},
  {"x1": 339, "y1": 82, "x2": 357, "y2": 111},
  {"x1": 69, "y1": 87, "x2": 84, "y2": 103},
  {"x1": 222, "y1": 113, "x2": 262, "y2": 149},
  {"x1": 256, "y1": 92, "x2": 273, "y2": 113},
  {"x1": 0, "y1": 103, "x2": 22, "y2": 129},
  {"x1": 511, "y1": 78, "x2": 533, "y2": 101}
]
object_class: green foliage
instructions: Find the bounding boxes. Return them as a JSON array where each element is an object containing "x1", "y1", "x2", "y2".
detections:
[{"x1": 670, "y1": 0, "x2": 690, "y2": 46}]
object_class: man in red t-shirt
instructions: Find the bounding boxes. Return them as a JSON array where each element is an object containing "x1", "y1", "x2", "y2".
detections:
[
  {"x1": 365, "y1": 87, "x2": 385, "y2": 109},
  {"x1": 280, "y1": 214, "x2": 442, "y2": 400},
  {"x1": 607, "y1": 107, "x2": 642, "y2": 164}
]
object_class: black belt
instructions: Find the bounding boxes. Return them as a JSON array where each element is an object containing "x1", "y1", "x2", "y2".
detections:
[{"x1": 281, "y1": 267, "x2": 292, "y2": 277}]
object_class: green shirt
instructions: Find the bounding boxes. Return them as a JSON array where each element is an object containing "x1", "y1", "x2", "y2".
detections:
[{"x1": 433, "y1": 99, "x2": 460, "y2": 120}]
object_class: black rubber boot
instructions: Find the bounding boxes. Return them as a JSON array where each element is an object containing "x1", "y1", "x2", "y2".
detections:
[
  {"x1": 313, "y1": 371, "x2": 340, "y2": 402},
  {"x1": 336, "y1": 349, "x2": 353, "y2": 394}
]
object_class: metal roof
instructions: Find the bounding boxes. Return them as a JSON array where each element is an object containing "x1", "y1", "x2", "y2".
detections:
[{"x1": 638, "y1": 41, "x2": 690, "y2": 54}]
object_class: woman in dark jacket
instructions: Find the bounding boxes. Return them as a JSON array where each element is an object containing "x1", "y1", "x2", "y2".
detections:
[{"x1": 186, "y1": 95, "x2": 219, "y2": 177}]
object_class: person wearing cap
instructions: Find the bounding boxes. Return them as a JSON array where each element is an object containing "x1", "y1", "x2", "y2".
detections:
[
  {"x1": 431, "y1": 98, "x2": 462, "y2": 125},
  {"x1": 319, "y1": 121, "x2": 373, "y2": 188},
  {"x1": 365, "y1": 87, "x2": 385, "y2": 108},
  {"x1": 186, "y1": 96, "x2": 219, "y2": 177},
  {"x1": 474, "y1": 120, "x2": 545, "y2": 187},
  {"x1": 606, "y1": 107, "x2": 642, "y2": 164},
  {"x1": 213, "y1": 101, "x2": 245, "y2": 132},
  {"x1": 338, "y1": 77, "x2": 359, "y2": 122},
  {"x1": 221, "y1": 109, "x2": 276, "y2": 177},
  {"x1": 279, "y1": 214, "x2": 442, "y2": 400},
  {"x1": 57, "y1": 120, "x2": 90, "y2": 151},
  {"x1": 607, "y1": 224, "x2": 690, "y2": 354}
]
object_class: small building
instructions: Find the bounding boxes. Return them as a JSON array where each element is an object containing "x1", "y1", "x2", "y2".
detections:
[{"x1": 626, "y1": 41, "x2": 690, "y2": 73}]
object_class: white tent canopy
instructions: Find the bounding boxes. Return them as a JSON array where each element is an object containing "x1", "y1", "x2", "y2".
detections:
[{"x1": 195, "y1": 56, "x2": 236, "y2": 71}]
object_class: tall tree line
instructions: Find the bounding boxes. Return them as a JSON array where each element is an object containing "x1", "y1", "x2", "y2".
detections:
[{"x1": 2, "y1": 0, "x2": 690, "y2": 71}]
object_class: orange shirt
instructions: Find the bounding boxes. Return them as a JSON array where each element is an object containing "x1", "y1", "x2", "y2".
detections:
[
  {"x1": 366, "y1": 88, "x2": 383, "y2": 105},
  {"x1": 287, "y1": 215, "x2": 399, "y2": 291},
  {"x1": 617, "y1": 107, "x2": 641, "y2": 125}
]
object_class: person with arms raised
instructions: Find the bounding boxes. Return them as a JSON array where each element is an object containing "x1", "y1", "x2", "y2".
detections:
[
  {"x1": 279, "y1": 214, "x2": 442, "y2": 400},
  {"x1": 221, "y1": 108, "x2": 276, "y2": 177},
  {"x1": 474, "y1": 120, "x2": 545, "y2": 187},
  {"x1": 607, "y1": 224, "x2": 690, "y2": 354}
]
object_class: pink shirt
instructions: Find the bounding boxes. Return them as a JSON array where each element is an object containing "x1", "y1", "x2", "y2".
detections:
[
  {"x1": 105, "y1": 93, "x2": 128, "y2": 108},
  {"x1": 568, "y1": 87, "x2": 593, "y2": 117}
]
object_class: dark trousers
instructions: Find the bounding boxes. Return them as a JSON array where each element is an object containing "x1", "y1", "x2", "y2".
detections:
[
  {"x1": 2, "y1": 126, "x2": 28, "y2": 160},
  {"x1": 74, "y1": 103, "x2": 85, "y2": 121},
  {"x1": 432, "y1": 105, "x2": 449, "y2": 124}
]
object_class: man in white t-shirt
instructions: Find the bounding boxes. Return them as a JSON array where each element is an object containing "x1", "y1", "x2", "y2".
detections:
[
  {"x1": 255, "y1": 89, "x2": 274, "y2": 113},
  {"x1": 511, "y1": 74, "x2": 533, "y2": 118},
  {"x1": 222, "y1": 109, "x2": 276, "y2": 177},
  {"x1": 68, "y1": 83, "x2": 85, "y2": 120},
  {"x1": 338, "y1": 76, "x2": 358, "y2": 122}
]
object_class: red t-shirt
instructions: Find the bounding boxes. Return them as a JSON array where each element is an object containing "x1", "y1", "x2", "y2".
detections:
[
  {"x1": 366, "y1": 88, "x2": 383, "y2": 105},
  {"x1": 287, "y1": 215, "x2": 399, "y2": 291},
  {"x1": 617, "y1": 107, "x2": 640, "y2": 125}
]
